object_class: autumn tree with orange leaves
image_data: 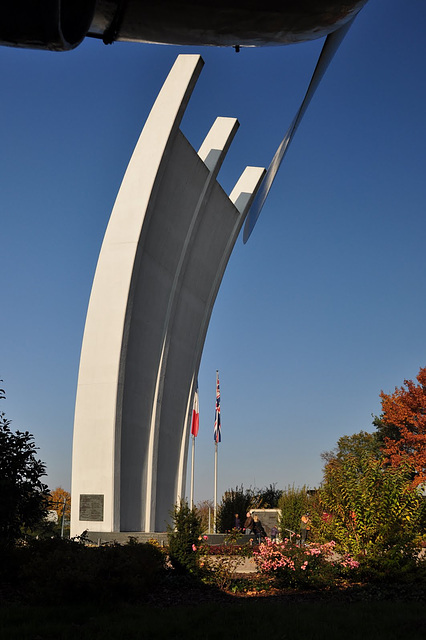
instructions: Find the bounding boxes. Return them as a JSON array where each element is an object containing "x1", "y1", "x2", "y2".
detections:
[
  {"x1": 47, "y1": 487, "x2": 71, "y2": 521},
  {"x1": 375, "y1": 366, "x2": 426, "y2": 488}
]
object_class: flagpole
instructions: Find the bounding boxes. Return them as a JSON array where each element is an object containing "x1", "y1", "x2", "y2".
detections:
[
  {"x1": 190, "y1": 385, "x2": 199, "y2": 510},
  {"x1": 214, "y1": 440, "x2": 218, "y2": 532},
  {"x1": 213, "y1": 370, "x2": 220, "y2": 534},
  {"x1": 190, "y1": 434, "x2": 195, "y2": 509}
]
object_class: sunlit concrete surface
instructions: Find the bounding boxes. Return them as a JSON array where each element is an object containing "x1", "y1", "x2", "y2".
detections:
[{"x1": 71, "y1": 55, "x2": 264, "y2": 536}]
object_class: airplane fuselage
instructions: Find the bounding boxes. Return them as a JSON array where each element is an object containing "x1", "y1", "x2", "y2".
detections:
[{"x1": 1, "y1": 0, "x2": 368, "y2": 51}]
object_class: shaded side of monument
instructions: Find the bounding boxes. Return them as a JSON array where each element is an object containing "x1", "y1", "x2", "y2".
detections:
[{"x1": 70, "y1": 54, "x2": 265, "y2": 536}]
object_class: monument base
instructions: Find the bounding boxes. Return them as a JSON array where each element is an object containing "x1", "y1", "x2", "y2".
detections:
[{"x1": 77, "y1": 531, "x2": 253, "y2": 547}]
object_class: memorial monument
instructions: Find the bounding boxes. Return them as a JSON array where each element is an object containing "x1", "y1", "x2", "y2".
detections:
[{"x1": 70, "y1": 54, "x2": 265, "y2": 536}]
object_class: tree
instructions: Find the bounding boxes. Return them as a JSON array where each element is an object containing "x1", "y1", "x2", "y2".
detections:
[
  {"x1": 0, "y1": 410, "x2": 50, "y2": 546},
  {"x1": 47, "y1": 487, "x2": 71, "y2": 520},
  {"x1": 278, "y1": 485, "x2": 312, "y2": 538},
  {"x1": 254, "y1": 483, "x2": 283, "y2": 508},
  {"x1": 216, "y1": 485, "x2": 253, "y2": 533},
  {"x1": 319, "y1": 432, "x2": 422, "y2": 555},
  {"x1": 47, "y1": 487, "x2": 71, "y2": 534},
  {"x1": 195, "y1": 499, "x2": 214, "y2": 533},
  {"x1": 376, "y1": 366, "x2": 426, "y2": 487},
  {"x1": 321, "y1": 431, "x2": 381, "y2": 468},
  {"x1": 216, "y1": 484, "x2": 284, "y2": 533},
  {"x1": 167, "y1": 500, "x2": 203, "y2": 574}
]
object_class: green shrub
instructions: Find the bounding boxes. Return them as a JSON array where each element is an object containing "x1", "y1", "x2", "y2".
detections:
[
  {"x1": 278, "y1": 485, "x2": 312, "y2": 539},
  {"x1": 167, "y1": 500, "x2": 203, "y2": 574},
  {"x1": 2, "y1": 537, "x2": 166, "y2": 604},
  {"x1": 319, "y1": 456, "x2": 423, "y2": 555},
  {"x1": 199, "y1": 554, "x2": 246, "y2": 591},
  {"x1": 355, "y1": 543, "x2": 426, "y2": 585}
]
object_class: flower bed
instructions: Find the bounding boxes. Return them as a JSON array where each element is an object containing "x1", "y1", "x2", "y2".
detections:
[
  {"x1": 202, "y1": 543, "x2": 254, "y2": 557},
  {"x1": 253, "y1": 538, "x2": 359, "y2": 588}
]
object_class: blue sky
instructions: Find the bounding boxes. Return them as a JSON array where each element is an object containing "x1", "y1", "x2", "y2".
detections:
[{"x1": 2, "y1": 0, "x2": 426, "y2": 506}]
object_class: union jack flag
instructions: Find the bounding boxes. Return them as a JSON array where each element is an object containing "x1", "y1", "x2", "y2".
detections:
[{"x1": 213, "y1": 370, "x2": 221, "y2": 443}]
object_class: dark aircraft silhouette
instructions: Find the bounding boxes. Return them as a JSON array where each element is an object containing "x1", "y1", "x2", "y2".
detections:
[{"x1": 2, "y1": 1, "x2": 367, "y2": 51}]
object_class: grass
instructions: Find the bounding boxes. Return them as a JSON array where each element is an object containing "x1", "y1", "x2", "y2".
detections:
[{"x1": 1, "y1": 599, "x2": 425, "y2": 639}]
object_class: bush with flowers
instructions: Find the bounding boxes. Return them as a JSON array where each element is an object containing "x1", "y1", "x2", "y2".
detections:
[{"x1": 253, "y1": 538, "x2": 359, "y2": 588}]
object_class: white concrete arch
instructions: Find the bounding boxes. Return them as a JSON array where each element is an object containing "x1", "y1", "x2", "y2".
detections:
[{"x1": 70, "y1": 54, "x2": 265, "y2": 535}]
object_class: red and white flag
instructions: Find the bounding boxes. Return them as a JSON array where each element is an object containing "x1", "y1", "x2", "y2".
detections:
[{"x1": 191, "y1": 388, "x2": 199, "y2": 437}]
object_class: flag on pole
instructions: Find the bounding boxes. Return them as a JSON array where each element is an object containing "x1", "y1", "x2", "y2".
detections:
[
  {"x1": 191, "y1": 387, "x2": 200, "y2": 437},
  {"x1": 213, "y1": 371, "x2": 221, "y2": 443}
]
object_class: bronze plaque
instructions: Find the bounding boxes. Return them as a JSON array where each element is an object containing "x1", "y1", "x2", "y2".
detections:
[{"x1": 79, "y1": 494, "x2": 104, "y2": 521}]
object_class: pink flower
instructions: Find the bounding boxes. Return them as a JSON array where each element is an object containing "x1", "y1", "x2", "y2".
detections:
[
  {"x1": 192, "y1": 544, "x2": 197, "y2": 551},
  {"x1": 203, "y1": 535, "x2": 208, "y2": 540},
  {"x1": 340, "y1": 555, "x2": 359, "y2": 569}
]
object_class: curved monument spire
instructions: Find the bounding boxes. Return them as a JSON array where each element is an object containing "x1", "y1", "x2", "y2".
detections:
[{"x1": 70, "y1": 55, "x2": 264, "y2": 535}]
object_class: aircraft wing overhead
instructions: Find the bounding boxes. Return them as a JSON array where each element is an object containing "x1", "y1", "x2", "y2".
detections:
[{"x1": 0, "y1": 0, "x2": 368, "y2": 51}]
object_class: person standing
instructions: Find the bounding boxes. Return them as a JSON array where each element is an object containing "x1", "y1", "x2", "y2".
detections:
[
  {"x1": 300, "y1": 513, "x2": 310, "y2": 545},
  {"x1": 253, "y1": 514, "x2": 266, "y2": 544},
  {"x1": 270, "y1": 525, "x2": 278, "y2": 542},
  {"x1": 244, "y1": 511, "x2": 254, "y2": 535}
]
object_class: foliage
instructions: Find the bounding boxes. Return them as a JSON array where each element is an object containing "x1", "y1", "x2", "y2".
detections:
[
  {"x1": 167, "y1": 500, "x2": 203, "y2": 574},
  {"x1": 373, "y1": 414, "x2": 401, "y2": 444},
  {"x1": 197, "y1": 537, "x2": 251, "y2": 590},
  {"x1": 216, "y1": 485, "x2": 253, "y2": 533},
  {"x1": 217, "y1": 484, "x2": 283, "y2": 532},
  {"x1": 199, "y1": 552, "x2": 245, "y2": 591},
  {"x1": 319, "y1": 441, "x2": 422, "y2": 555},
  {"x1": 1, "y1": 536, "x2": 166, "y2": 604},
  {"x1": 321, "y1": 431, "x2": 381, "y2": 466},
  {"x1": 223, "y1": 527, "x2": 244, "y2": 544},
  {"x1": 277, "y1": 485, "x2": 312, "y2": 539},
  {"x1": 47, "y1": 486, "x2": 71, "y2": 522},
  {"x1": 253, "y1": 483, "x2": 283, "y2": 508},
  {"x1": 375, "y1": 366, "x2": 426, "y2": 487},
  {"x1": 195, "y1": 499, "x2": 214, "y2": 533},
  {"x1": 355, "y1": 542, "x2": 426, "y2": 585},
  {"x1": 202, "y1": 543, "x2": 253, "y2": 557},
  {"x1": 253, "y1": 538, "x2": 359, "y2": 588},
  {"x1": 0, "y1": 409, "x2": 50, "y2": 547}
]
